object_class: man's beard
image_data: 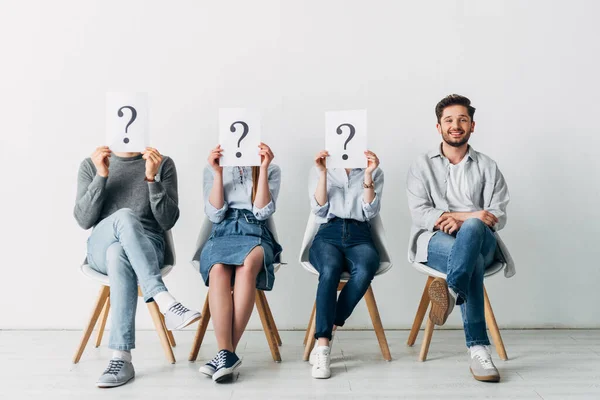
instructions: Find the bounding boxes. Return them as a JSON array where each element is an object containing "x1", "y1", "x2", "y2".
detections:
[{"x1": 442, "y1": 129, "x2": 471, "y2": 148}]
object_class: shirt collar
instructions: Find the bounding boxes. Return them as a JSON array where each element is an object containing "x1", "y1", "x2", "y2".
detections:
[{"x1": 428, "y1": 144, "x2": 477, "y2": 163}]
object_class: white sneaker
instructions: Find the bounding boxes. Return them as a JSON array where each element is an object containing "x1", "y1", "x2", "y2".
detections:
[
  {"x1": 469, "y1": 345, "x2": 500, "y2": 382},
  {"x1": 163, "y1": 302, "x2": 201, "y2": 330},
  {"x1": 309, "y1": 331, "x2": 335, "y2": 366},
  {"x1": 311, "y1": 346, "x2": 331, "y2": 379}
]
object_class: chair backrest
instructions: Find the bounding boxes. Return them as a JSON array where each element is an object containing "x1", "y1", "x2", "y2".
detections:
[
  {"x1": 192, "y1": 215, "x2": 284, "y2": 269},
  {"x1": 298, "y1": 213, "x2": 393, "y2": 276}
]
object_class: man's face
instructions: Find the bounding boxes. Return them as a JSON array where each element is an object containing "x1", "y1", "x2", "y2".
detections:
[{"x1": 436, "y1": 105, "x2": 475, "y2": 147}]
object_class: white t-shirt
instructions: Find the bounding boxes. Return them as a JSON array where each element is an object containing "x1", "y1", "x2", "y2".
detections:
[{"x1": 446, "y1": 156, "x2": 477, "y2": 212}]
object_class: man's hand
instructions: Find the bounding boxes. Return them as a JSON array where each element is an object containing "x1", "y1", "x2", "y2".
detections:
[
  {"x1": 471, "y1": 210, "x2": 498, "y2": 227},
  {"x1": 142, "y1": 147, "x2": 163, "y2": 180},
  {"x1": 435, "y1": 213, "x2": 462, "y2": 235},
  {"x1": 91, "y1": 146, "x2": 111, "y2": 177}
]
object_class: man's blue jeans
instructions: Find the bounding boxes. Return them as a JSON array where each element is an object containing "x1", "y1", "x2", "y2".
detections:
[
  {"x1": 426, "y1": 218, "x2": 497, "y2": 347},
  {"x1": 309, "y1": 218, "x2": 379, "y2": 341},
  {"x1": 87, "y1": 208, "x2": 167, "y2": 351}
]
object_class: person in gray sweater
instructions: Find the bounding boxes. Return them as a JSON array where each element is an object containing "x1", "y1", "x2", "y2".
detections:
[{"x1": 74, "y1": 146, "x2": 201, "y2": 388}]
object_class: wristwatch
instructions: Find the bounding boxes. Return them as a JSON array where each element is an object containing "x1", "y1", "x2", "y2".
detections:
[
  {"x1": 362, "y1": 181, "x2": 374, "y2": 189},
  {"x1": 144, "y1": 174, "x2": 160, "y2": 183}
]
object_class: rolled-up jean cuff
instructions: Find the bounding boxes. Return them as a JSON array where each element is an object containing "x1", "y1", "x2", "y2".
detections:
[
  {"x1": 314, "y1": 331, "x2": 333, "y2": 341},
  {"x1": 447, "y1": 281, "x2": 467, "y2": 306},
  {"x1": 466, "y1": 339, "x2": 490, "y2": 348},
  {"x1": 109, "y1": 343, "x2": 135, "y2": 351},
  {"x1": 333, "y1": 318, "x2": 346, "y2": 328},
  {"x1": 143, "y1": 286, "x2": 168, "y2": 303}
]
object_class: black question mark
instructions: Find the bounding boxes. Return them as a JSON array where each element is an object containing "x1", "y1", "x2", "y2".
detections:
[
  {"x1": 117, "y1": 106, "x2": 137, "y2": 144},
  {"x1": 230, "y1": 121, "x2": 249, "y2": 158},
  {"x1": 336, "y1": 123, "x2": 356, "y2": 160}
]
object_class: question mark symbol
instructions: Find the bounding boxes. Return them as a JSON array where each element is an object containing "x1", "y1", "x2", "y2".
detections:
[
  {"x1": 117, "y1": 106, "x2": 137, "y2": 144},
  {"x1": 230, "y1": 121, "x2": 249, "y2": 158},
  {"x1": 336, "y1": 123, "x2": 355, "y2": 160}
]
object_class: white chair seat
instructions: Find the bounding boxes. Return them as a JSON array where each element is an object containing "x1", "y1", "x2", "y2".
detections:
[
  {"x1": 80, "y1": 263, "x2": 174, "y2": 286},
  {"x1": 411, "y1": 261, "x2": 506, "y2": 280}
]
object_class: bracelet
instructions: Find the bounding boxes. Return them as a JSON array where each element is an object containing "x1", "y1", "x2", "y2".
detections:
[{"x1": 362, "y1": 181, "x2": 374, "y2": 189}]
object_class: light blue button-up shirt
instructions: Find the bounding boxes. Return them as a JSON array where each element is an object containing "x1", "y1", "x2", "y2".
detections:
[
  {"x1": 203, "y1": 165, "x2": 281, "y2": 223},
  {"x1": 406, "y1": 145, "x2": 515, "y2": 277},
  {"x1": 308, "y1": 167, "x2": 384, "y2": 223}
]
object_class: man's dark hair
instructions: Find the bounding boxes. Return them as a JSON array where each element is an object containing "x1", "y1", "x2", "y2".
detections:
[{"x1": 435, "y1": 94, "x2": 476, "y2": 123}]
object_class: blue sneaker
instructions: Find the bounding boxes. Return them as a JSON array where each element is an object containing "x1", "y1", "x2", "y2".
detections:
[
  {"x1": 199, "y1": 353, "x2": 219, "y2": 377},
  {"x1": 212, "y1": 349, "x2": 241, "y2": 383}
]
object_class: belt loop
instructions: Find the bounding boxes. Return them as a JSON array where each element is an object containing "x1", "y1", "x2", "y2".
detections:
[{"x1": 244, "y1": 212, "x2": 249, "y2": 223}]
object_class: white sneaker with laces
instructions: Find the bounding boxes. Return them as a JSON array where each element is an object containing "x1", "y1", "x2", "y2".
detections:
[
  {"x1": 469, "y1": 345, "x2": 500, "y2": 382},
  {"x1": 163, "y1": 302, "x2": 201, "y2": 330},
  {"x1": 309, "y1": 331, "x2": 335, "y2": 366},
  {"x1": 311, "y1": 346, "x2": 331, "y2": 379}
]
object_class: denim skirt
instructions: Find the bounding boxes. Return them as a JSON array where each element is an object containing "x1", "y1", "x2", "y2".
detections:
[{"x1": 195, "y1": 208, "x2": 282, "y2": 291}]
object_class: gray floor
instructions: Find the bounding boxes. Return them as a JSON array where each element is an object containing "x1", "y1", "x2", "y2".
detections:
[{"x1": 2, "y1": 329, "x2": 599, "y2": 399}]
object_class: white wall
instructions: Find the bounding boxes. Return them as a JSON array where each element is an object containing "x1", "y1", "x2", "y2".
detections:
[{"x1": 1, "y1": 0, "x2": 599, "y2": 331}]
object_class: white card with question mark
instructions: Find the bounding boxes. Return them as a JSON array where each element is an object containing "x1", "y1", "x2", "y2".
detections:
[
  {"x1": 325, "y1": 109, "x2": 367, "y2": 169},
  {"x1": 218, "y1": 108, "x2": 261, "y2": 167},
  {"x1": 106, "y1": 92, "x2": 149, "y2": 152}
]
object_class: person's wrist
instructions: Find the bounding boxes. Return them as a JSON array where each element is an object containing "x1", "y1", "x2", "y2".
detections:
[{"x1": 97, "y1": 171, "x2": 108, "y2": 178}]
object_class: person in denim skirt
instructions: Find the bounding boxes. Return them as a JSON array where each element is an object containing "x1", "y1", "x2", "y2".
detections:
[
  {"x1": 193, "y1": 143, "x2": 282, "y2": 383},
  {"x1": 307, "y1": 149, "x2": 384, "y2": 379}
]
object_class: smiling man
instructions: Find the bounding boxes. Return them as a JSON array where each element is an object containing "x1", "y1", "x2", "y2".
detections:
[{"x1": 406, "y1": 94, "x2": 512, "y2": 382}]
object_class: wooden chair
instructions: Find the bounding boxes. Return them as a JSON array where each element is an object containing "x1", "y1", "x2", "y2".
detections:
[
  {"x1": 188, "y1": 216, "x2": 284, "y2": 363},
  {"x1": 299, "y1": 213, "x2": 393, "y2": 361},
  {"x1": 407, "y1": 261, "x2": 508, "y2": 362},
  {"x1": 72, "y1": 231, "x2": 177, "y2": 364}
]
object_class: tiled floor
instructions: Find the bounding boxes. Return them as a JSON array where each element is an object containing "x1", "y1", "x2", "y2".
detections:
[{"x1": 1, "y1": 329, "x2": 599, "y2": 399}]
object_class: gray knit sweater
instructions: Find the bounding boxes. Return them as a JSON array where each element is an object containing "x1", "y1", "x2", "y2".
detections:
[{"x1": 74, "y1": 153, "x2": 179, "y2": 234}]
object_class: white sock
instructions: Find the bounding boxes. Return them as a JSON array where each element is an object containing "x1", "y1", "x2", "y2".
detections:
[
  {"x1": 448, "y1": 287, "x2": 458, "y2": 304},
  {"x1": 112, "y1": 350, "x2": 132, "y2": 362},
  {"x1": 154, "y1": 291, "x2": 177, "y2": 313},
  {"x1": 469, "y1": 345, "x2": 487, "y2": 358}
]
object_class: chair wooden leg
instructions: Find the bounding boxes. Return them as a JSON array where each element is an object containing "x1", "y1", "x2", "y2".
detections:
[
  {"x1": 364, "y1": 285, "x2": 392, "y2": 361},
  {"x1": 73, "y1": 286, "x2": 110, "y2": 363},
  {"x1": 159, "y1": 312, "x2": 176, "y2": 347},
  {"x1": 303, "y1": 303, "x2": 317, "y2": 361},
  {"x1": 189, "y1": 293, "x2": 211, "y2": 361},
  {"x1": 407, "y1": 276, "x2": 433, "y2": 347},
  {"x1": 255, "y1": 290, "x2": 281, "y2": 362},
  {"x1": 146, "y1": 298, "x2": 176, "y2": 364},
  {"x1": 262, "y1": 292, "x2": 282, "y2": 346},
  {"x1": 303, "y1": 302, "x2": 316, "y2": 346},
  {"x1": 94, "y1": 296, "x2": 111, "y2": 348},
  {"x1": 419, "y1": 310, "x2": 435, "y2": 362},
  {"x1": 484, "y1": 286, "x2": 508, "y2": 361}
]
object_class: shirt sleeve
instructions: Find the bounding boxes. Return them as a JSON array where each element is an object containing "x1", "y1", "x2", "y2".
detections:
[
  {"x1": 253, "y1": 165, "x2": 281, "y2": 221},
  {"x1": 361, "y1": 168, "x2": 384, "y2": 220},
  {"x1": 148, "y1": 157, "x2": 180, "y2": 231},
  {"x1": 406, "y1": 164, "x2": 446, "y2": 231},
  {"x1": 203, "y1": 166, "x2": 229, "y2": 223},
  {"x1": 486, "y1": 163, "x2": 509, "y2": 231},
  {"x1": 308, "y1": 167, "x2": 329, "y2": 218},
  {"x1": 73, "y1": 159, "x2": 107, "y2": 230}
]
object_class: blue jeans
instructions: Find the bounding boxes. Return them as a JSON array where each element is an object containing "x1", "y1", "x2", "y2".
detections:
[
  {"x1": 309, "y1": 218, "x2": 379, "y2": 340},
  {"x1": 426, "y1": 218, "x2": 497, "y2": 347},
  {"x1": 87, "y1": 208, "x2": 167, "y2": 351}
]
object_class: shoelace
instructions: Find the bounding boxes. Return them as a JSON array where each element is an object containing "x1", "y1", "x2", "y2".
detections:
[
  {"x1": 315, "y1": 349, "x2": 329, "y2": 370},
  {"x1": 471, "y1": 347, "x2": 495, "y2": 370},
  {"x1": 208, "y1": 353, "x2": 221, "y2": 367},
  {"x1": 103, "y1": 359, "x2": 125, "y2": 376},
  {"x1": 214, "y1": 351, "x2": 228, "y2": 369},
  {"x1": 168, "y1": 302, "x2": 189, "y2": 316}
]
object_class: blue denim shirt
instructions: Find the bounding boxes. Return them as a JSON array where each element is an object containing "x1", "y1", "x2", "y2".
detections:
[
  {"x1": 203, "y1": 165, "x2": 281, "y2": 223},
  {"x1": 308, "y1": 167, "x2": 384, "y2": 223}
]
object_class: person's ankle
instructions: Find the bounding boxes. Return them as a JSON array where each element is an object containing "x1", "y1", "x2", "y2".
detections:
[{"x1": 317, "y1": 338, "x2": 330, "y2": 347}]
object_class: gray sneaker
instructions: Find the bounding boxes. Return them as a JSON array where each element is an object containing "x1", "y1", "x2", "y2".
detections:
[
  {"x1": 96, "y1": 359, "x2": 135, "y2": 388},
  {"x1": 163, "y1": 302, "x2": 201, "y2": 330},
  {"x1": 428, "y1": 278, "x2": 455, "y2": 326},
  {"x1": 470, "y1": 346, "x2": 500, "y2": 382}
]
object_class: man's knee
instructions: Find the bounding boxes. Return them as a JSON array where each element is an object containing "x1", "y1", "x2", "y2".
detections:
[
  {"x1": 460, "y1": 218, "x2": 486, "y2": 236},
  {"x1": 113, "y1": 208, "x2": 140, "y2": 227}
]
